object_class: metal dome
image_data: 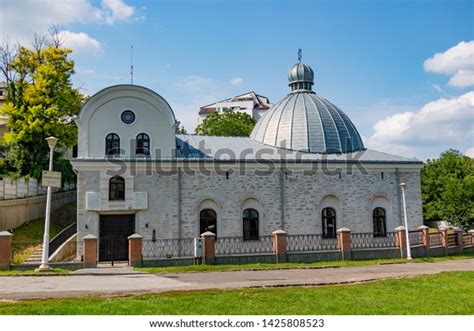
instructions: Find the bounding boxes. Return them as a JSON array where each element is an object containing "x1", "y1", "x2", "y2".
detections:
[
  {"x1": 288, "y1": 63, "x2": 314, "y2": 84},
  {"x1": 251, "y1": 62, "x2": 365, "y2": 154}
]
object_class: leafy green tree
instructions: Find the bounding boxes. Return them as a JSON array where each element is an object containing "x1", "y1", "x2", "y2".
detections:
[
  {"x1": 439, "y1": 176, "x2": 474, "y2": 230},
  {"x1": 195, "y1": 109, "x2": 256, "y2": 137},
  {"x1": 0, "y1": 43, "x2": 83, "y2": 180},
  {"x1": 421, "y1": 149, "x2": 473, "y2": 230}
]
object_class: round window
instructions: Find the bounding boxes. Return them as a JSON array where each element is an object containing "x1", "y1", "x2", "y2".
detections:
[{"x1": 121, "y1": 110, "x2": 135, "y2": 124}]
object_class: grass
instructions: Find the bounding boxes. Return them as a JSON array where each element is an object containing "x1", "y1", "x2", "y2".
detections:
[
  {"x1": 10, "y1": 202, "x2": 76, "y2": 264},
  {"x1": 0, "y1": 268, "x2": 70, "y2": 277},
  {"x1": 135, "y1": 252, "x2": 474, "y2": 274},
  {"x1": 0, "y1": 271, "x2": 472, "y2": 315}
]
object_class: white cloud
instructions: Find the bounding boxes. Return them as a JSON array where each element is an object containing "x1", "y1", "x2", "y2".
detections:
[
  {"x1": 424, "y1": 41, "x2": 474, "y2": 88},
  {"x1": 431, "y1": 83, "x2": 452, "y2": 97},
  {"x1": 101, "y1": 0, "x2": 136, "y2": 24},
  {"x1": 175, "y1": 75, "x2": 215, "y2": 92},
  {"x1": 57, "y1": 31, "x2": 102, "y2": 55},
  {"x1": 76, "y1": 68, "x2": 97, "y2": 75},
  {"x1": 366, "y1": 92, "x2": 474, "y2": 158},
  {"x1": 449, "y1": 70, "x2": 474, "y2": 88},
  {"x1": 465, "y1": 147, "x2": 474, "y2": 158},
  {"x1": 229, "y1": 77, "x2": 244, "y2": 86},
  {"x1": 1, "y1": 0, "x2": 138, "y2": 53}
]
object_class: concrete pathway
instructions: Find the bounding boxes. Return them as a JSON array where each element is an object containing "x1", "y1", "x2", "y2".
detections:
[{"x1": 0, "y1": 259, "x2": 472, "y2": 300}]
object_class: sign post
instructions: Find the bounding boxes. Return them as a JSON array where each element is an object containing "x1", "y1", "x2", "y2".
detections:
[
  {"x1": 37, "y1": 137, "x2": 59, "y2": 272},
  {"x1": 42, "y1": 171, "x2": 62, "y2": 188}
]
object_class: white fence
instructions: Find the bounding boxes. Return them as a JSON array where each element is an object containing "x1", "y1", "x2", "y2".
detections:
[{"x1": 0, "y1": 177, "x2": 75, "y2": 200}]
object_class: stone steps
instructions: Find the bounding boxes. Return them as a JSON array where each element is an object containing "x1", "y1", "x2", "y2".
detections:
[{"x1": 24, "y1": 246, "x2": 43, "y2": 264}]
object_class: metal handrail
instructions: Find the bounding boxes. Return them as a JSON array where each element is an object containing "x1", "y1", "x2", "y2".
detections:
[{"x1": 48, "y1": 222, "x2": 77, "y2": 257}]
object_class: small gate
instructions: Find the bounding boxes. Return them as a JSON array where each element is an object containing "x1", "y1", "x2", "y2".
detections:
[
  {"x1": 99, "y1": 235, "x2": 129, "y2": 263},
  {"x1": 99, "y1": 215, "x2": 135, "y2": 263}
]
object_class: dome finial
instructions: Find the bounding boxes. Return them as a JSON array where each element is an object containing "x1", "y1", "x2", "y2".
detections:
[{"x1": 288, "y1": 56, "x2": 314, "y2": 92}]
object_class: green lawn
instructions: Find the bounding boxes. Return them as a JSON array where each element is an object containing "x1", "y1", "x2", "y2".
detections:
[
  {"x1": 10, "y1": 202, "x2": 76, "y2": 264},
  {"x1": 136, "y1": 253, "x2": 474, "y2": 274},
  {"x1": 0, "y1": 271, "x2": 472, "y2": 315},
  {"x1": 0, "y1": 269, "x2": 70, "y2": 277}
]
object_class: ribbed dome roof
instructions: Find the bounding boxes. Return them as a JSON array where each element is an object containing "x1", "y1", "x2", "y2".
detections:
[
  {"x1": 251, "y1": 61, "x2": 365, "y2": 154},
  {"x1": 288, "y1": 63, "x2": 314, "y2": 84}
]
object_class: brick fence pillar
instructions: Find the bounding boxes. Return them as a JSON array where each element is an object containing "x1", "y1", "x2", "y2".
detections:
[
  {"x1": 128, "y1": 234, "x2": 143, "y2": 267},
  {"x1": 0, "y1": 231, "x2": 13, "y2": 271},
  {"x1": 83, "y1": 234, "x2": 98, "y2": 268},
  {"x1": 272, "y1": 230, "x2": 287, "y2": 263},
  {"x1": 439, "y1": 227, "x2": 448, "y2": 249},
  {"x1": 201, "y1": 231, "x2": 216, "y2": 265},
  {"x1": 418, "y1": 225, "x2": 430, "y2": 247},
  {"x1": 453, "y1": 227, "x2": 463, "y2": 249},
  {"x1": 395, "y1": 226, "x2": 407, "y2": 258},
  {"x1": 337, "y1": 228, "x2": 351, "y2": 260}
]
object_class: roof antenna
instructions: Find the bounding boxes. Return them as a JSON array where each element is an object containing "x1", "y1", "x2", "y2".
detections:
[
  {"x1": 298, "y1": 48, "x2": 302, "y2": 63},
  {"x1": 130, "y1": 45, "x2": 134, "y2": 84}
]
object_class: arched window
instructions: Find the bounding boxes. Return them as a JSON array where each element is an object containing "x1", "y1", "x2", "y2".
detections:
[
  {"x1": 105, "y1": 133, "x2": 120, "y2": 156},
  {"x1": 136, "y1": 133, "x2": 150, "y2": 155},
  {"x1": 322, "y1": 207, "x2": 337, "y2": 238},
  {"x1": 109, "y1": 176, "x2": 125, "y2": 201},
  {"x1": 243, "y1": 209, "x2": 259, "y2": 241},
  {"x1": 200, "y1": 209, "x2": 217, "y2": 236},
  {"x1": 373, "y1": 207, "x2": 387, "y2": 237}
]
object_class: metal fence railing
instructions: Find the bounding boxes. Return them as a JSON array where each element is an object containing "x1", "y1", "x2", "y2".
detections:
[
  {"x1": 135, "y1": 231, "x2": 472, "y2": 261},
  {"x1": 287, "y1": 234, "x2": 338, "y2": 252},
  {"x1": 408, "y1": 230, "x2": 423, "y2": 246},
  {"x1": 142, "y1": 238, "x2": 195, "y2": 259},
  {"x1": 447, "y1": 233, "x2": 458, "y2": 247},
  {"x1": 429, "y1": 232, "x2": 442, "y2": 247},
  {"x1": 463, "y1": 234, "x2": 472, "y2": 247},
  {"x1": 215, "y1": 236, "x2": 274, "y2": 256},
  {"x1": 351, "y1": 232, "x2": 397, "y2": 249}
]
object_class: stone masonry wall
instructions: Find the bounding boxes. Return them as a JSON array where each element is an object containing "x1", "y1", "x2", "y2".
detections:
[{"x1": 76, "y1": 165, "x2": 423, "y2": 258}]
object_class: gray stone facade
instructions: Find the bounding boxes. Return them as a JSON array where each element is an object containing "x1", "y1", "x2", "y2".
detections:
[{"x1": 75, "y1": 165, "x2": 423, "y2": 258}]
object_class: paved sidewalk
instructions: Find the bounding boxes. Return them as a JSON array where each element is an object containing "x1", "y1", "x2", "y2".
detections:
[{"x1": 0, "y1": 259, "x2": 472, "y2": 300}]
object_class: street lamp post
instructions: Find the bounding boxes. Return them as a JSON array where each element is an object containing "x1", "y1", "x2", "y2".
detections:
[
  {"x1": 399, "y1": 182, "x2": 412, "y2": 260},
  {"x1": 37, "y1": 136, "x2": 58, "y2": 272}
]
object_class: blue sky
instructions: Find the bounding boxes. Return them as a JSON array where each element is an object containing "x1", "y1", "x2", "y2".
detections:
[{"x1": 2, "y1": 0, "x2": 473, "y2": 160}]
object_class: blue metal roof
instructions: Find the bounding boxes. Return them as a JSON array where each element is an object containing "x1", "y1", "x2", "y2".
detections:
[{"x1": 175, "y1": 135, "x2": 421, "y2": 164}]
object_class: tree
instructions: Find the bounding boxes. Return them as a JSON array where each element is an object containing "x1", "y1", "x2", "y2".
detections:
[
  {"x1": 175, "y1": 122, "x2": 187, "y2": 134},
  {"x1": 195, "y1": 109, "x2": 256, "y2": 137},
  {"x1": 421, "y1": 149, "x2": 473, "y2": 230},
  {"x1": 439, "y1": 176, "x2": 474, "y2": 230},
  {"x1": 0, "y1": 38, "x2": 83, "y2": 180}
]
